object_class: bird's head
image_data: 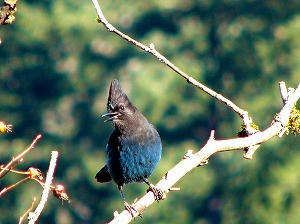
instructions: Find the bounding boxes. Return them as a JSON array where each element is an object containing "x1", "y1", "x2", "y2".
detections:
[{"x1": 102, "y1": 79, "x2": 137, "y2": 126}]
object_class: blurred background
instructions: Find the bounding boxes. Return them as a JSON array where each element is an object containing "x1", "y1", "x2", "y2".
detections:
[{"x1": 0, "y1": 0, "x2": 300, "y2": 223}]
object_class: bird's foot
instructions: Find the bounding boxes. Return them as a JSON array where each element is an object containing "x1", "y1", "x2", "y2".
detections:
[
  {"x1": 124, "y1": 201, "x2": 141, "y2": 218},
  {"x1": 147, "y1": 185, "x2": 165, "y2": 201}
]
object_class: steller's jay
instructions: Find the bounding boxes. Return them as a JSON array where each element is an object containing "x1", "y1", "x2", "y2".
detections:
[{"x1": 95, "y1": 79, "x2": 163, "y2": 215}]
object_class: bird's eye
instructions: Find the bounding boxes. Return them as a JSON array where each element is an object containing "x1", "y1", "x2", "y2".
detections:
[{"x1": 119, "y1": 105, "x2": 125, "y2": 110}]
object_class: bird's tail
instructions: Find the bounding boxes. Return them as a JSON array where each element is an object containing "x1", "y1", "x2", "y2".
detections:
[{"x1": 95, "y1": 165, "x2": 112, "y2": 183}]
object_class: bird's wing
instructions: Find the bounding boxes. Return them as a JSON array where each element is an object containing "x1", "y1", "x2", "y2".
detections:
[
  {"x1": 107, "y1": 130, "x2": 123, "y2": 152},
  {"x1": 95, "y1": 165, "x2": 112, "y2": 183}
]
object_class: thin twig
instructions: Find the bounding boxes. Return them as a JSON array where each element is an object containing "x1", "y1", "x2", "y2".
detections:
[
  {"x1": 19, "y1": 197, "x2": 36, "y2": 224},
  {"x1": 0, "y1": 134, "x2": 42, "y2": 179},
  {"x1": 31, "y1": 177, "x2": 55, "y2": 190},
  {"x1": 28, "y1": 151, "x2": 59, "y2": 224},
  {"x1": 0, "y1": 177, "x2": 30, "y2": 197},
  {"x1": 90, "y1": 0, "x2": 254, "y2": 129},
  {"x1": 0, "y1": 166, "x2": 30, "y2": 175},
  {"x1": 107, "y1": 83, "x2": 300, "y2": 223}
]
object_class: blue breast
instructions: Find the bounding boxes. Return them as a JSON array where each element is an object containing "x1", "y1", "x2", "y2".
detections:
[
  {"x1": 119, "y1": 137, "x2": 162, "y2": 183},
  {"x1": 106, "y1": 125, "x2": 162, "y2": 186}
]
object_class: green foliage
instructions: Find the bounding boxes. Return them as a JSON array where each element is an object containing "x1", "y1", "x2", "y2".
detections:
[
  {"x1": 286, "y1": 105, "x2": 300, "y2": 135},
  {"x1": 0, "y1": 0, "x2": 300, "y2": 223}
]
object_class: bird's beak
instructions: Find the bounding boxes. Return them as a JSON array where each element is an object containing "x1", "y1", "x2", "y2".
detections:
[{"x1": 101, "y1": 112, "x2": 119, "y2": 122}]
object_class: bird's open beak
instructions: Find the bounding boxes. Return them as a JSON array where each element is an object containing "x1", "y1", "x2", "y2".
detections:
[{"x1": 101, "y1": 112, "x2": 119, "y2": 122}]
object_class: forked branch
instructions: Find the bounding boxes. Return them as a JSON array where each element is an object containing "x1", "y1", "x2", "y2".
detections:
[{"x1": 0, "y1": 134, "x2": 42, "y2": 179}]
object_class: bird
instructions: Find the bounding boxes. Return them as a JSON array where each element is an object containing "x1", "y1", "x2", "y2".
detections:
[{"x1": 95, "y1": 79, "x2": 163, "y2": 216}]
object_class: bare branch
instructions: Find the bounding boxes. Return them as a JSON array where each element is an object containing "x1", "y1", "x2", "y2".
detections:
[
  {"x1": 0, "y1": 177, "x2": 30, "y2": 197},
  {"x1": 107, "y1": 83, "x2": 300, "y2": 223},
  {"x1": 0, "y1": 134, "x2": 42, "y2": 179},
  {"x1": 28, "y1": 151, "x2": 59, "y2": 224},
  {"x1": 0, "y1": 167, "x2": 30, "y2": 175},
  {"x1": 90, "y1": 0, "x2": 256, "y2": 132}
]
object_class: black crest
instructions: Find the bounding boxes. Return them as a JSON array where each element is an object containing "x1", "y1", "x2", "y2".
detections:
[{"x1": 107, "y1": 79, "x2": 130, "y2": 112}]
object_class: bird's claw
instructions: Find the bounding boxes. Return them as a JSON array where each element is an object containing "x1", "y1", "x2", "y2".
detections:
[
  {"x1": 147, "y1": 185, "x2": 165, "y2": 201},
  {"x1": 124, "y1": 202, "x2": 141, "y2": 218}
]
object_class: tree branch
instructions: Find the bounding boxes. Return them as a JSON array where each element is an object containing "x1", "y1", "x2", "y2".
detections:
[
  {"x1": 28, "y1": 151, "x2": 59, "y2": 224},
  {"x1": 0, "y1": 134, "x2": 42, "y2": 179},
  {"x1": 0, "y1": 177, "x2": 30, "y2": 197},
  {"x1": 90, "y1": 0, "x2": 256, "y2": 134},
  {"x1": 106, "y1": 83, "x2": 300, "y2": 224}
]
